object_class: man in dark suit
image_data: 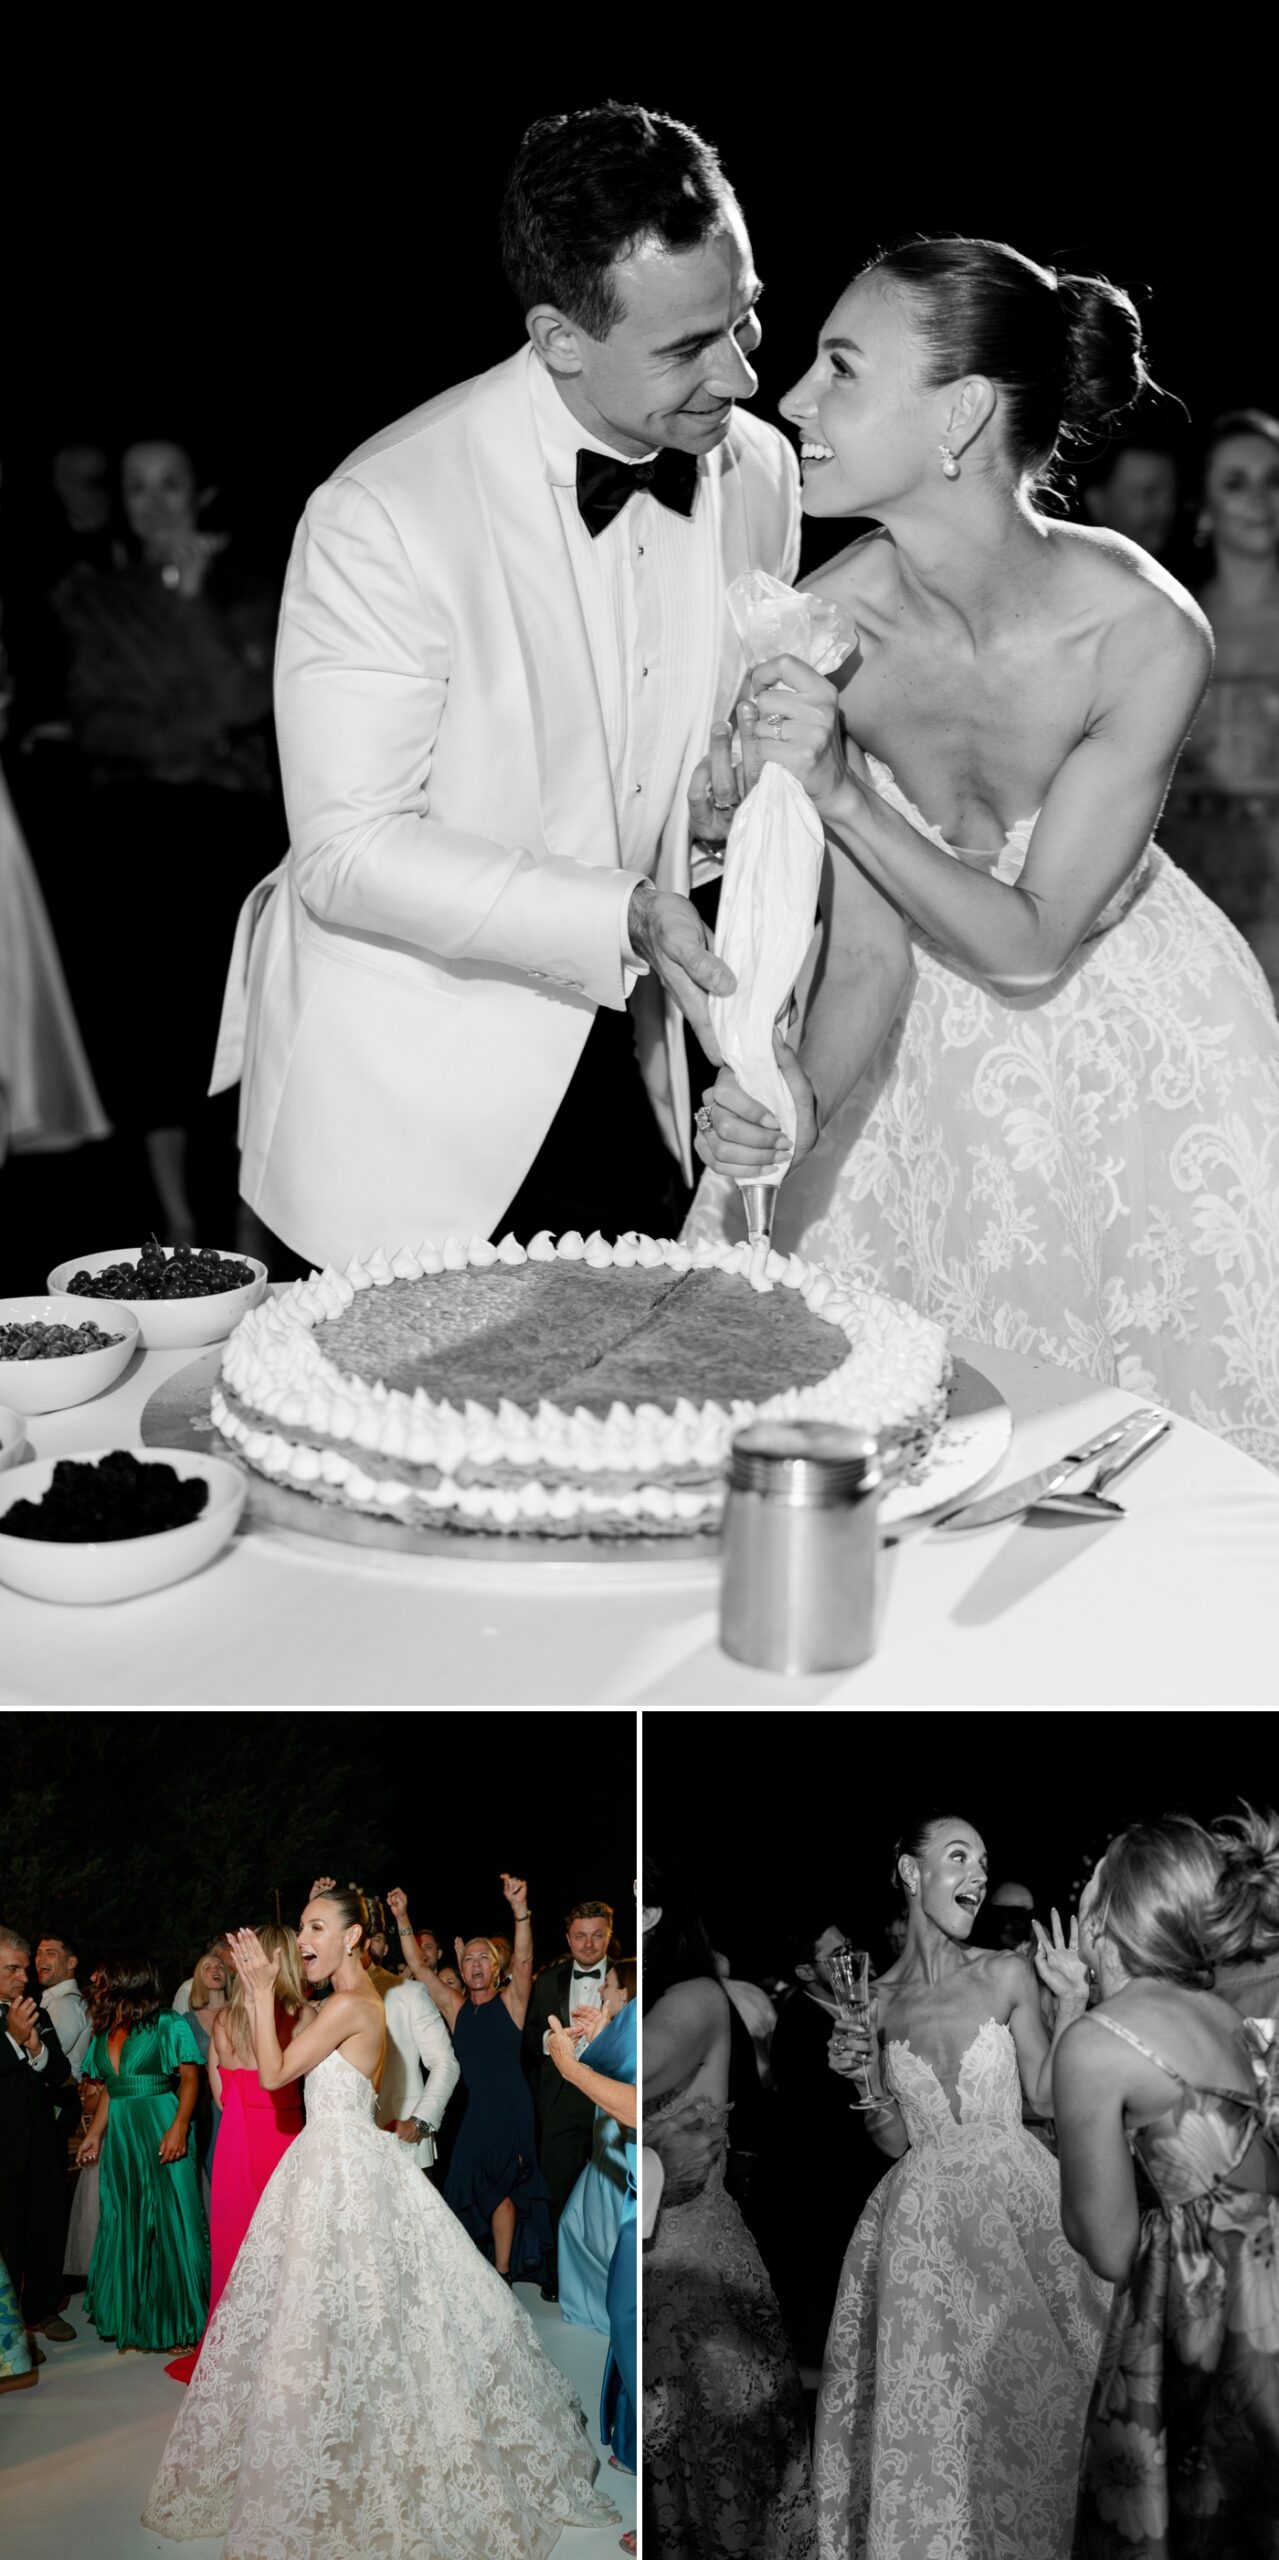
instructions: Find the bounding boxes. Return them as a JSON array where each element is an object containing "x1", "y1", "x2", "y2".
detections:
[
  {"x1": 522, "y1": 1898, "x2": 614, "y2": 2302},
  {"x1": 0, "y1": 1926, "x2": 79, "y2": 2345}
]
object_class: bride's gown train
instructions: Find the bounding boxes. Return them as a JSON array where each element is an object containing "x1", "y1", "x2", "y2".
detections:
[
  {"x1": 142, "y1": 2048, "x2": 615, "y2": 2560},
  {"x1": 686, "y1": 759, "x2": 1279, "y2": 1468},
  {"x1": 814, "y1": 2019, "x2": 1111, "y2": 2560}
]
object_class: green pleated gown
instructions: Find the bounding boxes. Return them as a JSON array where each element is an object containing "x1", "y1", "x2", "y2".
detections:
[{"x1": 83, "y1": 2011, "x2": 209, "y2": 2351}]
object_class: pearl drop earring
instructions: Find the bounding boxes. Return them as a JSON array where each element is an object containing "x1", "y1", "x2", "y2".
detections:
[{"x1": 940, "y1": 445, "x2": 960, "y2": 480}]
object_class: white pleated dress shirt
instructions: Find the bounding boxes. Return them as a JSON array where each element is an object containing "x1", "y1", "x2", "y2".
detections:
[{"x1": 528, "y1": 353, "x2": 722, "y2": 964}]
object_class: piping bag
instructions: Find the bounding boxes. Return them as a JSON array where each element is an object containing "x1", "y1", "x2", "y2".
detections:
[{"x1": 708, "y1": 572, "x2": 859, "y2": 1264}]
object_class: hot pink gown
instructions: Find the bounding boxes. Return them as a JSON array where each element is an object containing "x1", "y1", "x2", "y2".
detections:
[{"x1": 167, "y1": 2042, "x2": 304, "y2": 2384}]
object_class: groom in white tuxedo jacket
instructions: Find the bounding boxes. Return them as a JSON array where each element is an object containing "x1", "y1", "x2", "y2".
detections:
[
  {"x1": 377, "y1": 1980, "x2": 460, "y2": 2171},
  {"x1": 217, "y1": 103, "x2": 799, "y2": 1269}
]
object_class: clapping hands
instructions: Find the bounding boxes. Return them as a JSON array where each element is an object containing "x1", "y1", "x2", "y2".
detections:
[{"x1": 227, "y1": 1928, "x2": 281, "y2": 2000}]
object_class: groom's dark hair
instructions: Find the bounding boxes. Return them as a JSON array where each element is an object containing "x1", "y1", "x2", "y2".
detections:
[{"x1": 501, "y1": 101, "x2": 732, "y2": 341}]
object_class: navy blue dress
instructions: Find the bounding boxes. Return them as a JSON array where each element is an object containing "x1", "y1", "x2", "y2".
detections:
[{"x1": 443, "y1": 1996, "x2": 553, "y2": 2282}]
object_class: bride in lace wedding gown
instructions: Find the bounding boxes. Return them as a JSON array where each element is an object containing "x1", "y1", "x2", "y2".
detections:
[
  {"x1": 686, "y1": 239, "x2": 1279, "y2": 1468},
  {"x1": 814, "y1": 1814, "x2": 1111, "y2": 2559},
  {"x1": 142, "y1": 1895, "x2": 613, "y2": 2560}
]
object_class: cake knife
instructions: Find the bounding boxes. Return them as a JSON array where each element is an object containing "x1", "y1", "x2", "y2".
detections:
[{"x1": 931, "y1": 1407, "x2": 1166, "y2": 1532}]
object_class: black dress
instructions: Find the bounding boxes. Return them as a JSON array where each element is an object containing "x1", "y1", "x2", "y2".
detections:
[{"x1": 443, "y1": 1998, "x2": 553, "y2": 2282}]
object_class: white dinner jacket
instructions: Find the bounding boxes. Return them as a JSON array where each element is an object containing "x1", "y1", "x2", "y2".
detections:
[
  {"x1": 217, "y1": 348, "x2": 799, "y2": 1269},
  {"x1": 376, "y1": 1982, "x2": 460, "y2": 2167}
]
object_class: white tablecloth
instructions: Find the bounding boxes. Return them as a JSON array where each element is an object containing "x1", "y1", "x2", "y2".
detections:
[{"x1": 2, "y1": 1334, "x2": 1276, "y2": 1706}]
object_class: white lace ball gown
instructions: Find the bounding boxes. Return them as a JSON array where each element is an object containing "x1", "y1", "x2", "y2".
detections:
[
  {"x1": 142, "y1": 2047, "x2": 615, "y2": 2560},
  {"x1": 686, "y1": 759, "x2": 1279, "y2": 1468},
  {"x1": 813, "y1": 2017, "x2": 1111, "y2": 2560}
]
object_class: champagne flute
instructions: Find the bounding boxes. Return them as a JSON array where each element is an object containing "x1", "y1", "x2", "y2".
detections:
[{"x1": 827, "y1": 1944, "x2": 877, "y2": 2110}]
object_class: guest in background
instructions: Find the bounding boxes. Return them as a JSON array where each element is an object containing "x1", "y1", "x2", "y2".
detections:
[
  {"x1": 557, "y1": 1959, "x2": 636, "y2": 2335},
  {"x1": 377, "y1": 1961, "x2": 461, "y2": 2177},
  {"x1": 51, "y1": 436, "x2": 280, "y2": 1243},
  {"x1": 1057, "y1": 1818, "x2": 1279, "y2": 2553},
  {"x1": 173, "y1": 1937, "x2": 234, "y2": 2016},
  {"x1": 754, "y1": 1921, "x2": 878, "y2": 2370},
  {"x1": 974, "y1": 1879, "x2": 1040, "y2": 1955},
  {"x1": 77, "y1": 1953, "x2": 208, "y2": 2352},
  {"x1": 166, "y1": 1922, "x2": 313, "y2": 2385},
  {"x1": 0, "y1": 1925, "x2": 79, "y2": 2346},
  {"x1": 547, "y1": 1988, "x2": 638, "y2": 2505},
  {"x1": 1160, "y1": 409, "x2": 1279, "y2": 967},
  {"x1": 63, "y1": 2064, "x2": 103, "y2": 2288},
  {"x1": 1209, "y1": 1798, "x2": 1279, "y2": 2033},
  {"x1": 523, "y1": 1898, "x2": 615, "y2": 2300},
  {"x1": 1075, "y1": 424, "x2": 1182, "y2": 561},
  {"x1": 33, "y1": 1933, "x2": 92, "y2": 2075},
  {"x1": 184, "y1": 1948, "x2": 230, "y2": 2199},
  {"x1": 388, "y1": 1876, "x2": 553, "y2": 2285},
  {"x1": 643, "y1": 1858, "x2": 816, "y2": 2558}
]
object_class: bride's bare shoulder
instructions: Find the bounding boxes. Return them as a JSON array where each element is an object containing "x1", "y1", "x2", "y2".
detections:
[
  {"x1": 1046, "y1": 518, "x2": 1213, "y2": 664},
  {"x1": 799, "y1": 525, "x2": 897, "y2": 607}
]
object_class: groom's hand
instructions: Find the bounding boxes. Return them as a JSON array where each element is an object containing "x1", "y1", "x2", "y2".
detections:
[{"x1": 627, "y1": 881, "x2": 733, "y2": 1059}]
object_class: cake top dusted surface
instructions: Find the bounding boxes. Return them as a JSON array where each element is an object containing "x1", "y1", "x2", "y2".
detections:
[{"x1": 314, "y1": 1262, "x2": 846, "y2": 1417}]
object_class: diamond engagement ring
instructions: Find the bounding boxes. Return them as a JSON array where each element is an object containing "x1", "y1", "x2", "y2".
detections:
[
  {"x1": 761, "y1": 710, "x2": 786, "y2": 733},
  {"x1": 695, "y1": 1105, "x2": 713, "y2": 1135}
]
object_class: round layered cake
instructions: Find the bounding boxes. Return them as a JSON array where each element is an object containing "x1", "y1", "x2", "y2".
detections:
[{"x1": 212, "y1": 1231, "x2": 950, "y2": 1540}]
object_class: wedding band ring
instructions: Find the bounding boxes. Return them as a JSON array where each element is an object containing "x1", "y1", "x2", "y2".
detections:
[{"x1": 695, "y1": 1105, "x2": 713, "y2": 1135}]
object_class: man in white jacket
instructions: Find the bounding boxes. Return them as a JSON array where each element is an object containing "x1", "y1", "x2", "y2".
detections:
[
  {"x1": 218, "y1": 101, "x2": 799, "y2": 1269},
  {"x1": 377, "y1": 1980, "x2": 460, "y2": 2173}
]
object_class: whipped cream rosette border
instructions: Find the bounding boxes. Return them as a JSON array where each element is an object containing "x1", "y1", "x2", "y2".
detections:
[{"x1": 212, "y1": 1231, "x2": 949, "y2": 1533}]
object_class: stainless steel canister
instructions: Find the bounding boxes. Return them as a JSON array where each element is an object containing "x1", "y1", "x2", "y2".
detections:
[{"x1": 719, "y1": 1421, "x2": 882, "y2": 1674}]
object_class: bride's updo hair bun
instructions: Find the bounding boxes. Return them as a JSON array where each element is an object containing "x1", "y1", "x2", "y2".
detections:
[
  {"x1": 1207, "y1": 1802, "x2": 1279, "y2": 1965},
  {"x1": 312, "y1": 1881, "x2": 372, "y2": 1953},
  {"x1": 1055, "y1": 273, "x2": 1148, "y2": 437},
  {"x1": 863, "y1": 236, "x2": 1149, "y2": 479},
  {"x1": 890, "y1": 1809, "x2": 972, "y2": 1899}
]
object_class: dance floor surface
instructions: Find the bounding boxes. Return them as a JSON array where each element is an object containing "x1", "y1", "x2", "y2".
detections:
[{"x1": 0, "y1": 2285, "x2": 634, "y2": 2559}]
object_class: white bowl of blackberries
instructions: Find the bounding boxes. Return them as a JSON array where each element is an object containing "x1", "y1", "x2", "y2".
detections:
[
  {"x1": 45, "y1": 1238, "x2": 268, "y2": 1349},
  {"x1": 0, "y1": 1445, "x2": 247, "y2": 1604},
  {"x1": 0, "y1": 1295, "x2": 142, "y2": 1415}
]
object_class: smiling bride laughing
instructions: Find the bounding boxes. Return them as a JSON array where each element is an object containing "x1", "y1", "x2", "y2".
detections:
[{"x1": 813, "y1": 1811, "x2": 1111, "y2": 2560}]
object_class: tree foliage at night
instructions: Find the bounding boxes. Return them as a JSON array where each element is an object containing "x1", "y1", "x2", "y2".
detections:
[{"x1": 3, "y1": 1714, "x2": 636, "y2": 2000}]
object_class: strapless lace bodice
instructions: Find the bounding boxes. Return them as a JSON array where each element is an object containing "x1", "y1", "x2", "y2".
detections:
[
  {"x1": 885, "y1": 2015, "x2": 1025, "y2": 2150},
  {"x1": 303, "y1": 2045, "x2": 380, "y2": 2126},
  {"x1": 867, "y1": 752, "x2": 1153, "y2": 934}
]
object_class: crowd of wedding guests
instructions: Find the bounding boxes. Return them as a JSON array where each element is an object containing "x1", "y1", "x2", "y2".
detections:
[
  {"x1": 1, "y1": 391, "x2": 1278, "y2": 1283},
  {"x1": 642, "y1": 1801, "x2": 1279, "y2": 2560},
  {"x1": 0, "y1": 1871, "x2": 637, "y2": 2546}
]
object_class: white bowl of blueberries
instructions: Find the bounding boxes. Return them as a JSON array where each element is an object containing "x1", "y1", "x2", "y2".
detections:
[
  {"x1": 0, "y1": 1445, "x2": 247, "y2": 1604},
  {"x1": 0, "y1": 1296, "x2": 142, "y2": 1416},
  {"x1": 45, "y1": 1239, "x2": 268, "y2": 1350}
]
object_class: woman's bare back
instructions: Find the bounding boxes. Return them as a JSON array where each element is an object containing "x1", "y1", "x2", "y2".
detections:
[{"x1": 808, "y1": 519, "x2": 1206, "y2": 850}]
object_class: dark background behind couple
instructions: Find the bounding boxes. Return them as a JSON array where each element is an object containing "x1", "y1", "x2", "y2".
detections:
[
  {"x1": 5, "y1": 53, "x2": 1275, "y2": 578},
  {"x1": 1, "y1": 1710, "x2": 636, "y2": 2003}
]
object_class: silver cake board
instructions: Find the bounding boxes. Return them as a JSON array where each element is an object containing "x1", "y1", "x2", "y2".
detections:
[{"x1": 141, "y1": 1352, "x2": 1008, "y2": 1567}]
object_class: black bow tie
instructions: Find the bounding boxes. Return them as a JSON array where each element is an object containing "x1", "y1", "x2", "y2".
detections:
[
  {"x1": 573, "y1": 1966, "x2": 603, "y2": 1979},
  {"x1": 575, "y1": 445, "x2": 698, "y2": 538}
]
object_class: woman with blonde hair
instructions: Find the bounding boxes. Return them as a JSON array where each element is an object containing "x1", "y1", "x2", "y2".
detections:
[
  {"x1": 165, "y1": 1922, "x2": 312, "y2": 2385},
  {"x1": 388, "y1": 1875, "x2": 555, "y2": 2285},
  {"x1": 1053, "y1": 1816, "x2": 1279, "y2": 2554},
  {"x1": 1210, "y1": 1799, "x2": 1279, "y2": 2034}
]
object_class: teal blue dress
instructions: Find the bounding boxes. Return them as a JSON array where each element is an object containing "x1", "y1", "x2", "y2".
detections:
[
  {"x1": 572, "y1": 2002, "x2": 637, "y2": 2471},
  {"x1": 83, "y1": 2011, "x2": 209, "y2": 2351},
  {"x1": 558, "y1": 1998, "x2": 637, "y2": 2335}
]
